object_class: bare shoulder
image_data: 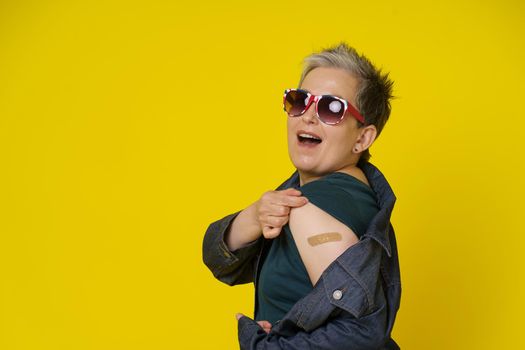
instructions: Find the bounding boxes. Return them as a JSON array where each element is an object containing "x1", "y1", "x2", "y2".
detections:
[{"x1": 289, "y1": 202, "x2": 359, "y2": 286}]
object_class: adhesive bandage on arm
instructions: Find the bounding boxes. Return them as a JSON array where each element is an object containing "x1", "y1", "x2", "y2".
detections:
[
  {"x1": 307, "y1": 232, "x2": 343, "y2": 246},
  {"x1": 289, "y1": 202, "x2": 360, "y2": 286}
]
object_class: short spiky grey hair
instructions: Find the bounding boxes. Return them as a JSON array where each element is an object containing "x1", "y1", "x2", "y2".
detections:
[{"x1": 298, "y1": 42, "x2": 394, "y2": 163}]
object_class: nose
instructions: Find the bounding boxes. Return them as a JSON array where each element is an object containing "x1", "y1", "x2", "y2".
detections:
[{"x1": 301, "y1": 97, "x2": 319, "y2": 124}]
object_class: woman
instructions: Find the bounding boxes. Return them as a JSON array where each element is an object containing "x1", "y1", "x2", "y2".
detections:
[{"x1": 202, "y1": 43, "x2": 401, "y2": 349}]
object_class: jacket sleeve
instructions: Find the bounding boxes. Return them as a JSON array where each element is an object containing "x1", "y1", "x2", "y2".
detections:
[
  {"x1": 202, "y1": 210, "x2": 264, "y2": 286},
  {"x1": 237, "y1": 305, "x2": 389, "y2": 350},
  {"x1": 201, "y1": 171, "x2": 299, "y2": 286},
  {"x1": 237, "y1": 236, "x2": 396, "y2": 350}
]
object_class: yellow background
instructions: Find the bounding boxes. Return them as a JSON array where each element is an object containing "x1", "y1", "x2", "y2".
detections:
[{"x1": 1, "y1": 0, "x2": 524, "y2": 349}]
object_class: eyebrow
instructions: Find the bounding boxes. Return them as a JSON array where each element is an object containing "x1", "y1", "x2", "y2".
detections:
[{"x1": 298, "y1": 88, "x2": 347, "y2": 101}]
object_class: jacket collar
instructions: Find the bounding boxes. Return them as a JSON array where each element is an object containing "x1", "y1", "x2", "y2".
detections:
[{"x1": 283, "y1": 161, "x2": 396, "y2": 257}]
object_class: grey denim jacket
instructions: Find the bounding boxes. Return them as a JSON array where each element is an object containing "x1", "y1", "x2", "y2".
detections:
[{"x1": 202, "y1": 161, "x2": 401, "y2": 349}]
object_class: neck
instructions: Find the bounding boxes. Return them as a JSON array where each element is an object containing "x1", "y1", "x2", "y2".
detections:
[{"x1": 299, "y1": 162, "x2": 361, "y2": 187}]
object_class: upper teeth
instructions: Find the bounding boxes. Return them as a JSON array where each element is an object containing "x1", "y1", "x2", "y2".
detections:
[{"x1": 299, "y1": 133, "x2": 320, "y2": 140}]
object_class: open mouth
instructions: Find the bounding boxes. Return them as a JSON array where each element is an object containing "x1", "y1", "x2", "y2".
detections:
[{"x1": 297, "y1": 133, "x2": 322, "y2": 145}]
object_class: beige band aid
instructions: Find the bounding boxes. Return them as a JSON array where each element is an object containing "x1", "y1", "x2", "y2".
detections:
[{"x1": 307, "y1": 232, "x2": 343, "y2": 246}]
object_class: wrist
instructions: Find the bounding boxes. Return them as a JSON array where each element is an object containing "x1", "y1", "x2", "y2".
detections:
[{"x1": 225, "y1": 201, "x2": 262, "y2": 251}]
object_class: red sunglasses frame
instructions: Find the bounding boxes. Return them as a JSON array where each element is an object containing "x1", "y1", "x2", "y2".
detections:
[{"x1": 283, "y1": 88, "x2": 365, "y2": 125}]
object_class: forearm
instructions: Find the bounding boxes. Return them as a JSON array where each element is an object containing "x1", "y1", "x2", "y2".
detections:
[
  {"x1": 225, "y1": 201, "x2": 262, "y2": 251},
  {"x1": 202, "y1": 210, "x2": 262, "y2": 286}
]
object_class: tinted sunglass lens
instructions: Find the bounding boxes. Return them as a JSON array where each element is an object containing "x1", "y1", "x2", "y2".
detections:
[
  {"x1": 285, "y1": 90, "x2": 308, "y2": 116},
  {"x1": 318, "y1": 97, "x2": 345, "y2": 124}
]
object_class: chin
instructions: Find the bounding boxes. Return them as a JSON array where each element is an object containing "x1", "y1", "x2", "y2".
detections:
[{"x1": 293, "y1": 162, "x2": 321, "y2": 177}]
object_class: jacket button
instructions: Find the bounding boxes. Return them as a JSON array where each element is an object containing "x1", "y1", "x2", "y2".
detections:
[{"x1": 332, "y1": 290, "x2": 343, "y2": 300}]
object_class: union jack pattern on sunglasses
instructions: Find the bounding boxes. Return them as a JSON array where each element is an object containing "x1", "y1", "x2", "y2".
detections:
[{"x1": 283, "y1": 88, "x2": 365, "y2": 125}]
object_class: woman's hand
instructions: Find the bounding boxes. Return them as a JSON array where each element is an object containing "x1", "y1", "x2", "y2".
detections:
[
  {"x1": 256, "y1": 320, "x2": 272, "y2": 334},
  {"x1": 236, "y1": 313, "x2": 272, "y2": 334},
  {"x1": 225, "y1": 188, "x2": 308, "y2": 251},
  {"x1": 256, "y1": 188, "x2": 309, "y2": 239}
]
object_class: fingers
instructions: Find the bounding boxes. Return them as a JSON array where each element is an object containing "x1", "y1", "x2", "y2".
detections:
[
  {"x1": 267, "y1": 203, "x2": 291, "y2": 217},
  {"x1": 256, "y1": 320, "x2": 272, "y2": 334},
  {"x1": 264, "y1": 213, "x2": 289, "y2": 227},
  {"x1": 274, "y1": 194, "x2": 309, "y2": 208},
  {"x1": 262, "y1": 193, "x2": 308, "y2": 218},
  {"x1": 236, "y1": 313, "x2": 272, "y2": 334},
  {"x1": 281, "y1": 188, "x2": 302, "y2": 196},
  {"x1": 262, "y1": 226, "x2": 281, "y2": 239},
  {"x1": 257, "y1": 188, "x2": 309, "y2": 239},
  {"x1": 258, "y1": 215, "x2": 287, "y2": 238},
  {"x1": 257, "y1": 320, "x2": 272, "y2": 328},
  {"x1": 261, "y1": 189, "x2": 308, "y2": 208}
]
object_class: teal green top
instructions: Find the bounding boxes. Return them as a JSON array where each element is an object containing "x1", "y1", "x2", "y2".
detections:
[{"x1": 255, "y1": 172, "x2": 380, "y2": 325}]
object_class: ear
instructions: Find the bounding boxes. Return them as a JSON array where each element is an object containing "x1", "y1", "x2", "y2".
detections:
[{"x1": 354, "y1": 124, "x2": 377, "y2": 153}]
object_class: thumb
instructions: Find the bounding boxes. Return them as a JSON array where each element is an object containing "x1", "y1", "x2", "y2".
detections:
[{"x1": 235, "y1": 312, "x2": 245, "y2": 321}]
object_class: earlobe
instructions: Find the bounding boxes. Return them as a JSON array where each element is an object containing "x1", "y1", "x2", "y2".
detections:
[{"x1": 356, "y1": 125, "x2": 377, "y2": 153}]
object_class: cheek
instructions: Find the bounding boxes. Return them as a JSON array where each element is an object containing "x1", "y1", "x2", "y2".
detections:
[{"x1": 325, "y1": 128, "x2": 355, "y2": 155}]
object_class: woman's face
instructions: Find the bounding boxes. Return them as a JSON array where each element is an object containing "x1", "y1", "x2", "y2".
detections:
[{"x1": 287, "y1": 67, "x2": 363, "y2": 184}]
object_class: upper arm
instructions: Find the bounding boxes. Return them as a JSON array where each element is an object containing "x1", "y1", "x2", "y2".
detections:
[{"x1": 288, "y1": 202, "x2": 359, "y2": 286}]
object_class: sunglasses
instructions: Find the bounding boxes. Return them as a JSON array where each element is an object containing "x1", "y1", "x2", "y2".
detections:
[{"x1": 283, "y1": 88, "x2": 365, "y2": 125}]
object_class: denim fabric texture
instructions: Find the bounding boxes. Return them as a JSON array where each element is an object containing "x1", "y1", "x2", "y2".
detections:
[{"x1": 202, "y1": 161, "x2": 401, "y2": 349}]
